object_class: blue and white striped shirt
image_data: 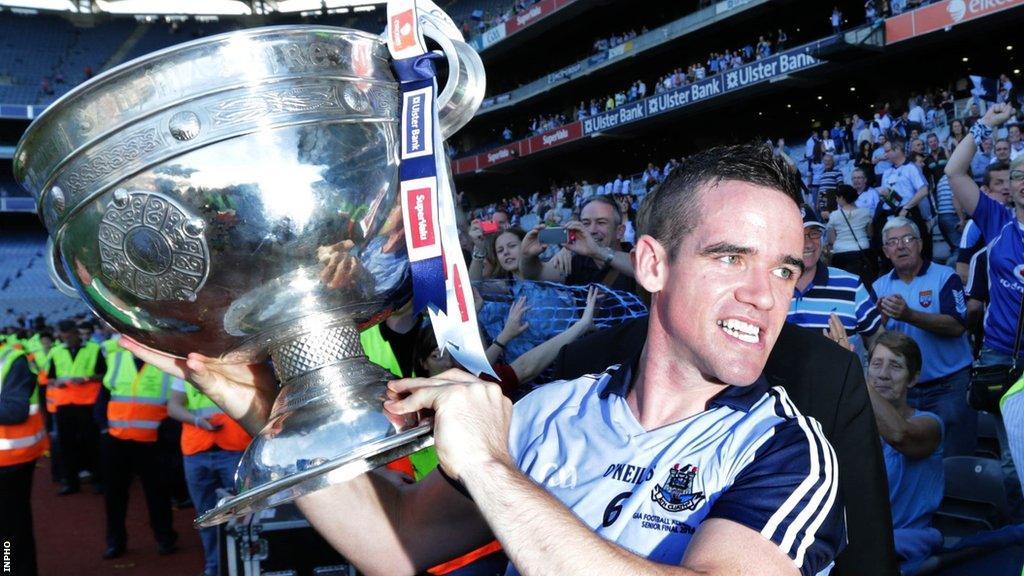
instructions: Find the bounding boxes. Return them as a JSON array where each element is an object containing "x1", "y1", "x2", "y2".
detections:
[
  {"x1": 788, "y1": 265, "x2": 882, "y2": 337},
  {"x1": 506, "y1": 365, "x2": 846, "y2": 576}
]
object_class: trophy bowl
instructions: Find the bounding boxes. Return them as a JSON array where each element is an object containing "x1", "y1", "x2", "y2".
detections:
[{"x1": 14, "y1": 12, "x2": 484, "y2": 527}]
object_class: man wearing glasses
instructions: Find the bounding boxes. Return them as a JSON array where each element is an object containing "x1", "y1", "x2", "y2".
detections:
[
  {"x1": 871, "y1": 217, "x2": 975, "y2": 457},
  {"x1": 788, "y1": 206, "x2": 883, "y2": 349}
]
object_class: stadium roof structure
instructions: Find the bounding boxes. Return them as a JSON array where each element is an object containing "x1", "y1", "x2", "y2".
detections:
[{"x1": 0, "y1": 0, "x2": 385, "y2": 16}]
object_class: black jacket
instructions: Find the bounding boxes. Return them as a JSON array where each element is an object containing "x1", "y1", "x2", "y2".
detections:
[{"x1": 551, "y1": 317, "x2": 898, "y2": 576}]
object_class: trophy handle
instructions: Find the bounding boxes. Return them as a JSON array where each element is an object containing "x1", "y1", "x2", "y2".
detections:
[
  {"x1": 416, "y1": 5, "x2": 486, "y2": 139},
  {"x1": 46, "y1": 237, "x2": 80, "y2": 298}
]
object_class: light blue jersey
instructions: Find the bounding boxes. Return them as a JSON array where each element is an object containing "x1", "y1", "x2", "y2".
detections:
[
  {"x1": 504, "y1": 365, "x2": 846, "y2": 576},
  {"x1": 872, "y1": 261, "x2": 972, "y2": 382}
]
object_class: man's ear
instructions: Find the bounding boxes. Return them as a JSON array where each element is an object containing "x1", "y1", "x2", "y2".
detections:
[{"x1": 633, "y1": 235, "x2": 668, "y2": 294}]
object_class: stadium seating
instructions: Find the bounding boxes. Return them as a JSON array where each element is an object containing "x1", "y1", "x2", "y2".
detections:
[
  {"x1": 0, "y1": 228, "x2": 89, "y2": 327},
  {"x1": 933, "y1": 456, "x2": 1011, "y2": 537}
]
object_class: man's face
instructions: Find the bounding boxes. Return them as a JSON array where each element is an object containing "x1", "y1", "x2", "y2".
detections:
[
  {"x1": 982, "y1": 138, "x2": 994, "y2": 154},
  {"x1": 823, "y1": 155, "x2": 834, "y2": 169},
  {"x1": 580, "y1": 201, "x2": 621, "y2": 248},
  {"x1": 986, "y1": 170, "x2": 1011, "y2": 205},
  {"x1": 648, "y1": 182, "x2": 803, "y2": 386},
  {"x1": 1011, "y1": 126, "x2": 1022, "y2": 144},
  {"x1": 852, "y1": 171, "x2": 867, "y2": 191},
  {"x1": 910, "y1": 139, "x2": 924, "y2": 155},
  {"x1": 996, "y1": 141, "x2": 1012, "y2": 162},
  {"x1": 868, "y1": 344, "x2": 916, "y2": 404},
  {"x1": 927, "y1": 135, "x2": 940, "y2": 152},
  {"x1": 884, "y1": 142, "x2": 900, "y2": 163},
  {"x1": 491, "y1": 212, "x2": 509, "y2": 231},
  {"x1": 1010, "y1": 168, "x2": 1024, "y2": 207},
  {"x1": 882, "y1": 225, "x2": 923, "y2": 271},
  {"x1": 802, "y1": 226, "x2": 824, "y2": 271}
]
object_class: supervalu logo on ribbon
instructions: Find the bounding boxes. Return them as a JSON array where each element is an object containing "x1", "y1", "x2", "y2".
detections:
[{"x1": 400, "y1": 177, "x2": 442, "y2": 260}]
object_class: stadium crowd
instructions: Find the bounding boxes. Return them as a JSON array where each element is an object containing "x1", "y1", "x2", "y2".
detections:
[{"x1": 4, "y1": 3, "x2": 1024, "y2": 576}]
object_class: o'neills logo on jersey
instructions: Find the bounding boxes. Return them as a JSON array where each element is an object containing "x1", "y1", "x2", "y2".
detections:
[
  {"x1": 1013, "y1": 264, "x2": 1024, "y2": 284},
  {"x1": 651, "y1": 464, "x2": 705, "y2": 513},
  {"x1": 542, "y1": 129, "x2": 569, "y2": 146},
  {"x1": 390, "y1": 9, "x2": 417, "y2": 52},
  {"x1": 407, "y1": 187, "x2": 435, "y2": 249}
]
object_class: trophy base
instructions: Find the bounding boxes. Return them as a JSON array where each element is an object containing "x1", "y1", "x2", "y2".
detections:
[
  {"x1": 196, "y1": 322, "x2": 432, "y2": 528},
  {"x1": 196, "y1": 424, "x2": 433, "y2": 528}
]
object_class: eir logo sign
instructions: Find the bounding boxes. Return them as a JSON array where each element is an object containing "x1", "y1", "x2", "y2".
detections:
[{"x1": 887, "y1": 0, "x2": 1024, "y2": 43}]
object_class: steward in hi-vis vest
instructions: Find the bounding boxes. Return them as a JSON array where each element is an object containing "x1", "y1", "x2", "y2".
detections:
[
  {"x1": 0, "y1": 343, "x2": 46, "y2": 575},
  {"x1": 168, "y1": 381, "x2": 251, "y2": 576},
  {"x1": 48, "y1": 320, "x2": 105, "y2": 495},
  {"x1": 98, "y1": 345, "x2": 178, "y2": 560}
]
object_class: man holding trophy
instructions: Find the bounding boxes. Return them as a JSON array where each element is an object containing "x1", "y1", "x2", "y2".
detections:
[{"x1": 15, "y1": 0, "x2": 843, "y2": 573}]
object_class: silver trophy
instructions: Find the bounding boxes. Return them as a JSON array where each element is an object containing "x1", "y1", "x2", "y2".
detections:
[{"x1": 14, "y1": 5, "x2": 484, "y2": 526}]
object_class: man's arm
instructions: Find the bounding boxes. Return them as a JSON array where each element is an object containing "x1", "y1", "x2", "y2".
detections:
[
  {"x1": 462, "y1": 460, "x2": 797, "y2": 576},
  {"x1": 946, "y1": 103, "x2": 1016, "y2": 216},
  {"x1": 0, "y1": 356, "x2": 34, "y2": 425},
  {"x1": 296, "y1": 470, "x2": 495, "y2": 576},
  {"x1": 519, "y1": 227, "x2": 567, "y2": 282},
  {"x1": 881, "y1": 273, "x2": 967, "y2": 337},
  {"x1": 900, "y1": 308, "x2": 966, "y2": 337}
]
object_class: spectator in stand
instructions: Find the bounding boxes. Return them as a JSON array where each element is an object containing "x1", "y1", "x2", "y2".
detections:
[
  {"x1": 791, "y1": 204, "x2": 882, "y2": 347},
  {"x1": 821, "y1": 129, "x2": 837, "y2": 154},
  {"x1": 828, "y1": 185, "x2": 878, "y2": 284},
  {"x1": 502, "y1": 126, "x2": 513, "y2": 142},
  {"x1": 831, "y1": 6, "x2": 843, "y2": 34},
  {"x1": 491, "y1": 210, "x2": 510, "y2": 232},
  {"x1": 872, "y1": 217, "x2": 975, "y2": 457},
  {"x1": 947, "y1": 119, "x2": 967, "y2": 153},
  {"x1": 865, "y1": 332, "x2": 944, "y2": 572},
  {"x1": 907, "y1": 97, "x2": 927, "y2": 132},
  {"x1": 777, "y1": 28, "x2": 788, "y2": 49},
  {"x1": 972, "y1": 137, "x2": 995, "y2": 184},
  {"x1": 816, "y1": 153, "x2": 842, "y2": 218},
  {"x1": 924, "y1": 133, "x2": 948, "y2": 188},
  {"x1": 831, "y1": 121, "x2": 846, "y2": 155},
  {"x1": 856, "y1": 141, "x2": 876, "y2": 183},
  {"x1": 994, "y1": 139, "x2": 1013, "y2": 165},
  {"x1": 946, "y1": 103, "x2": 1024, "y2": 489},
  {"x1": 520, "y1": 195, "x2": 635, "y2": 292},
  {"x1": 873, "y1": 133, "x2": 892, "y2": 183},
  {"x1": 876, "y1": 135, "x2": 934, "y2": 263},
  {"x1": 1008, "y1": 123, "x2": 1024, "y2": 160},
  {"x1": 933, "y1": 174, "x2": 962, "y2": 257},
  {"x1": 852, "y1": 167, "x2": 881, "y2": 215}
]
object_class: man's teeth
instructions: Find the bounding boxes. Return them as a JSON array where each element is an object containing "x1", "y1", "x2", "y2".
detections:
[{"x1": 716, "y1": 319, "x2": 760, "y2": 343}]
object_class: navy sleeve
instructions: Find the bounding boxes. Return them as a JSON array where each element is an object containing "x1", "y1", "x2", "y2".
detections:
[
  {"x1": 0, "y1": 357, "x2": 35, "y2": 425},
  {"x1": 707, "y1": 395, "x2": 845, "y2": 576},
  {"x1": 966, "y1": 249, "x2": 990, "y2": 303},
  {"x1": 971, "y1": 193, "x2": 1012, "y2": 243},
  {"x1": 938, "y1": 273, "x2": 968, "y2": 324}
]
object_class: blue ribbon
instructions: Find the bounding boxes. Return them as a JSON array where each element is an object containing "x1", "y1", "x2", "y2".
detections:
[{"x1": 395, "y1": 51, "x2": 448, "y2": 315}]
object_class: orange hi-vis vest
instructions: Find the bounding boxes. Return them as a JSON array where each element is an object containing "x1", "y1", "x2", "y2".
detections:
[
  {"x1": 104, "y1": 350, "x2": 169, "y2": 442},
  {"x1": 0, "y1": 348, "x2": 48, "y2": 466},
  {"x1": 46, "y1": 341, "x2": 102, "y2": 408},
  {"x1": 181, "y1": 383, "x2": 251, "y2": 456}
]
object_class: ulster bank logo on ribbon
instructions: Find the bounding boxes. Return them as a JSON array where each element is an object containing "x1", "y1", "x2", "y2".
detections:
[{"x1": 402, "y1": 87, "x2": 434, "y2": 159}]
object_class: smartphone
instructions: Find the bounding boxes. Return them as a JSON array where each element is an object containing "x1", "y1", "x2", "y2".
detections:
[
  {"x1": 479, "y1": 220, "x2": 500, "y2": 234},
  {"x1": 538, "y1": 227, "x2": 570, "y2": 245}
]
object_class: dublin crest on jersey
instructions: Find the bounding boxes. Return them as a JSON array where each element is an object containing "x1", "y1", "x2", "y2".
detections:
[
  {"x1": 651, "y1": 464, "x2": 705, "y2": 513},
  {"x1": 918, "y1": 290, "x2": 933, "y2": 308}
]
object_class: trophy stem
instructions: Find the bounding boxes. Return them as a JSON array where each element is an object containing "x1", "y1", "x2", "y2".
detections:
[{"x1": 195, "y1": 321, "x2": 433, "y2": 527}]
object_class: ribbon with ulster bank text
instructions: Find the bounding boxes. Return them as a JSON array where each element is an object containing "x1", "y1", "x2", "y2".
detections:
[{"x1": 387, "y1": 0, "x2": 496, "y2": 377}]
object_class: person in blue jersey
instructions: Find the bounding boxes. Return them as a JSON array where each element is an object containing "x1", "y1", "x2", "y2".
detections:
[
  {"x1": 872, "y1": 217, "x2": 975, "y2": 457},
  {"x1": 790, "y1": 204, "x2": 882, "y2": 349},
  {"x1": 124, "y1": 144, "x2": 845, "y2": 576},
  {"x1": 865, "y1": 332, "x2": 943, "y2": 573},
  {"x1": 947, "y1": 102, "x2": 1024, "y2": 502},
  {"x1": 954, "y1": 161, "x2": 1010, "y2": 285}
]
